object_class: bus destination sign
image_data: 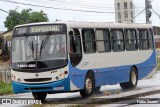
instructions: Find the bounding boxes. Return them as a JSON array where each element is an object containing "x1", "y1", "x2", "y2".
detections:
[
  {"x1": 30, "y1": 25, "x2": 63, "y2": 33},
  {"x1": 15, "y1": 24, "x2": 65, "y2": 35}
]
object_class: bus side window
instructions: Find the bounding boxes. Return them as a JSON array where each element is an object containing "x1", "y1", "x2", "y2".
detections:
[
  {"x1": 82, "y1": 29, "x2": 96, "y2": 53},
  {"x1": 111, "y1": 29, "x2": 124, "y2": 52},
  {"x1": 148, "y1": 29, "x2": 154, "y2": 49},
  {"x1": 69, "y1": 29, "x2": 82, "y2": 54},
  {"x1": 70, "y1": 36, "x2": 82, "y2": 54},
  {"x1": 96, "y1": 29, "x2": 111, "y2": 52},
  {"x1": 124, "y1": 29, "x2": 137, "y2": 51},
  {"x1": 138, "y1": 29, "x2": 149, "y2": 50}
]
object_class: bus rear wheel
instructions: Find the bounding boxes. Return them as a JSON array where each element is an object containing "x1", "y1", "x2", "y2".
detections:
[
  {"x1": 120, "y1": 67, "x2": 138, "y2": 90},
  {"x1": 32, "y1": 92, "x2": 47, "y2": 100},
  {"x1": 80, "y1": 73, "x2": 94, "y2": 97}
]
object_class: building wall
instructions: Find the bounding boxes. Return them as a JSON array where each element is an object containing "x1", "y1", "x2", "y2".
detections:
[
  {"x1": 0, "y1": 31, "x2": 12, "y2": 83},
  {"x1": 153, "y1": 26, "x2": 160, "y2": 48},
  {"x1": 0, "y1": 62, "x2": 11, "y2": 83},
  {"x1": 114, "y1": 0, "x2": 134, "y2": 23},
  {"x1": 0, "y1": 36, "x2": 4, "y2": 49},
  {"x1": 153, "y1": 26, "x2": 160, "y2": 35},
  {"x1": 154, "y1": 35, "x2": 160, "y2": 49},
  {"x1": 0, "y1": 30, "x2": 12, "y2": 50}
]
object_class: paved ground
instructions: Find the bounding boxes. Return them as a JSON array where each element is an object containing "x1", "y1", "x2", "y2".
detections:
[{"x1": 0, "y1": 72, "x2": 160, "y2": 107}]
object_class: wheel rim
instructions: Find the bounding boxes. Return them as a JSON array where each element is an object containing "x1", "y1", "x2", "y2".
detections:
[
  {"x1": 85, "y1": 77, "x2": 92, "y2": 93},
  {"x1": 131, "y1": 71, "x2": 137, "y2": 85}
]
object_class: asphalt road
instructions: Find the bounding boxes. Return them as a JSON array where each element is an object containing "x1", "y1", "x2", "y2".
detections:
[{"x1": 0, "y1": 72, "x2": 160, "y2": 107}]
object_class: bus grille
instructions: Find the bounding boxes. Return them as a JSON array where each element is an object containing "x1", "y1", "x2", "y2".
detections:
[
  {"x1": 24, "y1": 78, "x2": 52, "y2": 82},
  {"x1": 24, "y1": 87, "x2": 52, "y2": 90}
]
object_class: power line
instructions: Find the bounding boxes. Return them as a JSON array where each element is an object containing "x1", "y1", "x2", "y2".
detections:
[
  {"x1": 129, "y1": 0, "x2": 155, "y2": 23},
  {"x1": 26, "y1": 0, "x2": 114, "y2": 10},
  {"x1": 0, "y1": 0, "x2": 145, "y2": 15},
  {"x1": 0, "y1": 8, "x2": 9, "y2": 14},
  {"x1": 129, "y1": 8, "x2": 146, "y2": 22},
  {"x1": 0, "y1": 0, "x2": 150, "y2": 23},
  {"x1": 151, "y1": 8, "x2": 160, "y2": 17},
  {"x1": 49, "y1": 0, "x2": 115, "y2": 7},
  {"x1": 0, "y1": 8, "x2": 22, "y2": 20},
  {"x1": 0, "y1": 0, "x2": 115, "y2": 14},
  {"x1": 26, "y1": 0, "x2": 145, "y2": 12}
]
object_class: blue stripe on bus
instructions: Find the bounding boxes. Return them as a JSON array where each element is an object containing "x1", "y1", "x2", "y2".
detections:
[
  {"x1": 68, "y1": 50, "x2": 156, "y2": 89},
  {"x1": 12, "y1": 78, "x2": 70, "y2": 94},
  {"x1": 12, "y1": 50, "x2": 156, "y2": 93}
]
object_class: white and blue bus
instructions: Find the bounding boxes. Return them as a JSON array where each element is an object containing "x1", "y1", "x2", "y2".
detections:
[{"x1": 11, "y1": 22, "x2": 157, "y2": 100}]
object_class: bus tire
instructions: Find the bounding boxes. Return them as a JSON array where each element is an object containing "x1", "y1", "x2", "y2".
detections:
[
  {"x1": 80, "y1": 73, "x2": 94, "y2": 97},
  {"x1": 32, "y1": 92, "x2": 47, "y2": 100},
  {"x1": 120, "y1": 67, "x2": 138, "y2": 90}
]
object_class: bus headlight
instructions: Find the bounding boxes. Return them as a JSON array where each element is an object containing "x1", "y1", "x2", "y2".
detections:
[
  {"x1": 64, "y1": 71, "x2": 68, "y2": 74},
  {"x1": 13, "y1": 75, "x2": 16, "y2": 80},
  {"x1": 12, "y1": 73, "x2": 19, "y2": 82},
  {"x1": 59, "y1": 71, "x2": 68, "y2": 78}
]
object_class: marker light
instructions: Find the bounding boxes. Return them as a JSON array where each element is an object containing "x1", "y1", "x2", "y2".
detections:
[{"x1": 64, "y1": 71, "x2": 68, "y2": 75}]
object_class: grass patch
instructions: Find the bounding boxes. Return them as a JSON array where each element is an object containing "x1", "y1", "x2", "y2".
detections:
[
  {"x1": 157, "y1": 61, "x2": 160, "y2": 71},
  {"x1": 156, "y1": 56, "x2": 160, "y2": 71},
  {"x1": 0, "y1": 82, "x2": 12, "y2": 95}
]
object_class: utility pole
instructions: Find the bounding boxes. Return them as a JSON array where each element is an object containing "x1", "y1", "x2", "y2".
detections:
[{"x1": 145, "y1": 0, "x2": 152, "y2": 23}]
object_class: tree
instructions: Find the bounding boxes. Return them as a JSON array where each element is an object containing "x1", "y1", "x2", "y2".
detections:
[{"x1": 4, "y1": 8, "x2": 49, "y2": 30}]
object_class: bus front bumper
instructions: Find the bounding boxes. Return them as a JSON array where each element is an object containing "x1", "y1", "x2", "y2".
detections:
[{"x1": 12, "y1": 79, "x2": 70, "y2": 94}]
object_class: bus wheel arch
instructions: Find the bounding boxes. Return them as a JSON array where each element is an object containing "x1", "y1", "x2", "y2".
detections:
[
  {"x1": 120, "y1": 66, "x2": 138, "y2": 90},
  {"x1": 79, "y1": 70, "x2": 95, "y2": 97}
]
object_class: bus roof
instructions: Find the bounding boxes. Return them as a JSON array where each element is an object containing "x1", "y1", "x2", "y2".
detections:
[{"x1": 15, "y1": 21, "x2": 153, "y2": 29}]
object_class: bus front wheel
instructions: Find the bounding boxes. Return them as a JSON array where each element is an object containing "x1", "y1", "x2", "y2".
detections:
[
  {"x1": 80, "y1": 73, "x2": 94, "y2": 97},
  {"x1": 120, "y1": 67, "x2": 138, "y2": 90},
  {"x1": 32, "y1": 92, "x2": 47, "y2": 100}
]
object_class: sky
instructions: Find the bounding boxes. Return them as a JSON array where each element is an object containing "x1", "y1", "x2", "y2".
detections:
[{"x1": 0, "y1": 0, "x2": 160, "y2": 31}]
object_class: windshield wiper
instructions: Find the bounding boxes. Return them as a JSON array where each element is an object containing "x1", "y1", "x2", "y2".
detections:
[
  {"x1": 39, "y1": 35, "x2": 50, "y2": 57},
  {"x1": 25, "y1": 35, "x2": 35, "y2": 59}
]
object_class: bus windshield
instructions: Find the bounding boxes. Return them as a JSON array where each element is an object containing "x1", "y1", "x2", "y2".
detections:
[{"x1": 12, "y1": 34, "x2": 67, "y2": 70}]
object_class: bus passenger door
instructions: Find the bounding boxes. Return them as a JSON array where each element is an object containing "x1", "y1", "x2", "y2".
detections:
[{"x1": 69, "y1": 29, "x2": 83, "y2": 89}]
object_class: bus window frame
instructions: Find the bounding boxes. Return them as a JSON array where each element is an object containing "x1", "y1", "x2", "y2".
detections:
[
  {"x1": 124, "y1": 29, "x2": 138, "y2": 51},
  {"x1": 148, "y1": 29, "x2": 154, "y2": 50},
  {"x1": 137, "y1": 29, "x2": 150, "y2": 50},
  {"x1": 69, "y1": 29, "x2": 83, "y2": 67},
  {"x1": 95, "y1": 29, "x2": 111, "y2": 53},
  {"x1": 69, "y1": 36, "x2": 82, "y2": 55},
  {"x1": 81, "y1": 28, "x2": 96, "y2": 54},
  {"x1": 110, "y1": 29, "x2": 125, "y2": 52}
]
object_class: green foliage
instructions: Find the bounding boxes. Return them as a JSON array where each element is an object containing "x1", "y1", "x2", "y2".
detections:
[
  {"x1": 157, "y1": 60, "x2": 160, "y2": 71},
  {"x1": 4, "y1": 8, "x2": 49, "y2": 30},
  {"x1": 156, "y1": 53, "x2": 160, "y2": 71},
  {"x1": 0, "y1": 83, "x2": 12, "y2": 95}
]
